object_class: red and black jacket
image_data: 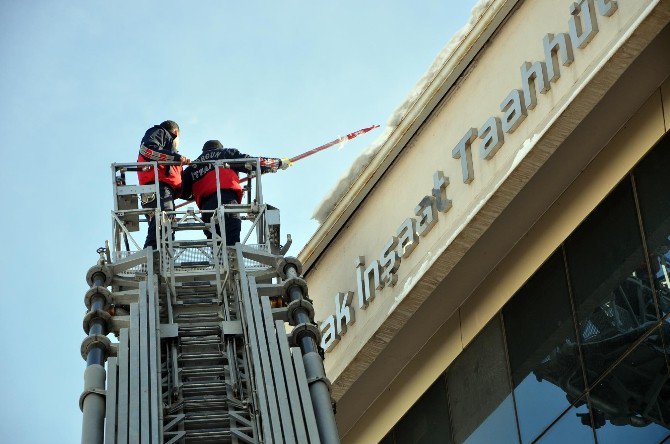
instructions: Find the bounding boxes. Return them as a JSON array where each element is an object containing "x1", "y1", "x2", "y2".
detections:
[
  {"x1": 181, "y1": 147, "x2": 278, "y2": 208},
  {"x1": 137, "y1": 125, "x2": 183, "y2": 192}
]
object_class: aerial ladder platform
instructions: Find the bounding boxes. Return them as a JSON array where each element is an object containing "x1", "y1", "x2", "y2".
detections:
[{"x1": 79, "y1": 158, "x2": 339, "y2": 443}]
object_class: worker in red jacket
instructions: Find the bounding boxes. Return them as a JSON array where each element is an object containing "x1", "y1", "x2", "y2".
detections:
[
  {"x1": 137, "y1": 120, "x2": 190, "y2": 249},
  {"x1": 181, "y1": 140, "x2": 287, "y2": 245}
]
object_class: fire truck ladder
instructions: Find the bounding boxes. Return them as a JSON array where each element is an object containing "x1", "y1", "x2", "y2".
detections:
[{"x1": 79, "y1": 159, "x2": 339, "y2": 444}]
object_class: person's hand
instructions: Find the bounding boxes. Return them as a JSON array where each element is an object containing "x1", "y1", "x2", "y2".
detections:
[
  {"x1": 181, "y1": 156, "x2": 191, "y2": 165},
  {"x1": 267, "y1": 158, "x2": 281, "y2": 172}
]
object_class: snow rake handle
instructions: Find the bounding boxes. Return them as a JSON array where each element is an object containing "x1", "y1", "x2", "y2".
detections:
[{"x1": 174, "y1": 124, "x2": 379, "y2": 209}]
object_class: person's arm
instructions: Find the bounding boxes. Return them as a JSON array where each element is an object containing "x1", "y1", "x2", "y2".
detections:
[
  {"x1": 259, "y1": 157, "x2": 284, "y2": 173},
  {"x1": 140, "y1": 128, "x2": 183, "y2": 161},
  {"x1": 220, "y1": 148, "x2": 282, "y2": 174}
]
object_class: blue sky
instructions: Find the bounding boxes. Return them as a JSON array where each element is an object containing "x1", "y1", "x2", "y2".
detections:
[{"x1": 0, "y1": 1, "x2": 476, "y2": 441}]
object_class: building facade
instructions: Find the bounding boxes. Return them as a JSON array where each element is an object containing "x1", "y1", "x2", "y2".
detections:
[{"x1": 300, "y1": 0, "x2": 670, "y2": 442}]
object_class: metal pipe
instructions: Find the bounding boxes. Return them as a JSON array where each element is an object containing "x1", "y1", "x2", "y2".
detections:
[
  {"x1": 284, "y1": 264, "x2": 340, "y2": 444},
  {"x1": 85, "y1": 276, "x2": 107, "y2": 366},
  {"x1": 288, "y1": 286, "x2": 320, "y2": 354},
  {"x1": 304, "y1": 352, "x2": 340, "y2": 444},
  {"x1": 81, "y1": 273, "x2": 109, "y2": 444},
  {"x1": 85, "y1": 295, "x2": 107, "y2": 366},
  {"x1": 85, "y1": 346, "x2": 105, "y2": 367},
  {"x1": 81, "y1": 364, "x2": 107, "y2": 444}
]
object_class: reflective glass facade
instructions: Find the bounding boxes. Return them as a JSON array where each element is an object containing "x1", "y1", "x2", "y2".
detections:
[{"x1": 381, "y1": 133, "x2": 670, "y2": 443}]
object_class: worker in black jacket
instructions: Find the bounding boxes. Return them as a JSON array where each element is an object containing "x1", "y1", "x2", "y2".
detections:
[
  {"x1": 137, "y1": 120, "x2": 190, "y2": 249},
  {"x1": 181, "y1": 140, "x2": 287, "y2": 245}
]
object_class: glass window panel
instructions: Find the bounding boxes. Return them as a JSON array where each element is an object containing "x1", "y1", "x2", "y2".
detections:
[
  {"x1": 394, "y1": 375, "x2": 453, "y2": 444},
  {"x1": 565, "y1": 178, "x2": 658, "y2": 387},
  {"x1": 591, "y1": 327, "x2": 670, "y2": 442},
  {"x1": 447, "y1": 317, "x2": 519, "y2": 444},
  {"x1": 536, "y1": 402, "x2": 595, "y2": 443},
  {"x1": 633, "y1": 134, "x2": 670, "y2": 320},
  {"x1": 379, "y1": 430, "x2": 395, "y2": 444},
  {"x1": 503, "y1": 250, "x2": 586, "y2": 442}
]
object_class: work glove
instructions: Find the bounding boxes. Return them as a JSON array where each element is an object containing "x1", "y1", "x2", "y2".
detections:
[{"x1": 267, "y1": 158, "x2": 282, "y2": 172}]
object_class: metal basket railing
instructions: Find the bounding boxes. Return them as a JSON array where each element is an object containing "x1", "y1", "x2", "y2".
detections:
[
  {"x1": 242, "y1": 243, "x2": 271, "y2": 269},
  {"x1": 114, "y1": 250, "x2": 148, "y2": 274},
  {"x1": 110, "y1": 158, "x2": 268, "y2": 259}
]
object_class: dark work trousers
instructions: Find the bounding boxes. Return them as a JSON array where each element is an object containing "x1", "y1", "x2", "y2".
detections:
[
  {"x1": 200, "y1": 190, "x2": 241, "y2": 246},
  {"x1": 142, "y1": 183, "x2": 175, "y2": 249}
]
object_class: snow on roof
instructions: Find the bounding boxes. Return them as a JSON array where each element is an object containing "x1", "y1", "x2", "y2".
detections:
[{"x1": 311, "y1": 0, "x2": 494, "y2": 224}]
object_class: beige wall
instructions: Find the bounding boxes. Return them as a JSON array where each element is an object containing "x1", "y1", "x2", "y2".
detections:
[
  {"x1": 341, "y1": 81, "x2": 669, "y2": 444},
  {"x1": 308, "y1": 0, "x2": 659, "y2": 384}
]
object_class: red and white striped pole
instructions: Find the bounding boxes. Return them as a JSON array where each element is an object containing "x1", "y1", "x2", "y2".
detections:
[{"x1": 175, "y1": 124, "x2": 379, "y2": 209}]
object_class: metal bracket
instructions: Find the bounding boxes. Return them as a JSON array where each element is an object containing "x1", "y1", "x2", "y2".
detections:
[
  {"x1": 79, "y1": 388, "x2": 106, "y2": 411},
  {"x1": 86, "y1": 264, "x2": 113, "y2": 287},
  {"x1": 271, "y1": 307, "x2": 289, "y2": 322},
  {"x1": 80, "y1": 334, "x2": 113, "y2": 360},
  {"x1": 289, "y1": 322, "x2": 321, "y2": 347},
  {"x1": 84, "y1": 286, "x2": 113, "y2": 310},
  {"x1": 221, "y1": 320, "x2": 243, "y2": 336},
  {"x1": 255, "y1": 283, "x2": 284, "y2": 297},
  {"x1": 276, "y1": 256, "x2": 303, "y2": 279},
  {"x1": 278, "y1": 234, "x2": 293, "y2": 256},
  {"x1": 83, "y1": 309, "x2": 113, "y2": 335},
  {"x1": 286, "y1": 299, "x2": 315, "y2": 324},
  {"x1": 282, "y1": 277, "x2": 309, "y2": 300},
  {"x1": 160, "y1": 323, "x2": 179, "y2": 339},
  {"x1": 302, "y1": 351, "x2": 332, "y2": 391}
]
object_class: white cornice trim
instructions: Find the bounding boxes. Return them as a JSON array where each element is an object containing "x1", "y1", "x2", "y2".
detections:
[{"x1": 298, "y1": 0, "x2": 521, "y2": 272}]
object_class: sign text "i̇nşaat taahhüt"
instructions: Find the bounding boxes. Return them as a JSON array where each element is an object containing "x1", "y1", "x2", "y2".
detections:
[{"x1": 319, "y1": 0, "x2": 620, "y2": 352}]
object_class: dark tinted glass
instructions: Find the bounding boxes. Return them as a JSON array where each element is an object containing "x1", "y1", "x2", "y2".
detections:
[
  {"x1": 503, "y1": 250, "x2": 585, "y2": 442},
  {"x1": 447, "y1": 317, "x2": 519, "y2": 444},
  {"x1": 379, "y1": 430, "x2": 395, "y2": 444},
  {"x1": 536, "y1": 401, "x2": 595, "y2": 443},
  {"x1": 633, "y1": 133, "x2": 670, "y2": 320},
  {"x1": 394, "y1": 374, "x2": 452, "y2": 444},
  {"x1": 591, "y1": 326, "x2": 670, "y2": 442},
  {"x1": 565, "y1": 178, "x2": 657, "y2": 386}
]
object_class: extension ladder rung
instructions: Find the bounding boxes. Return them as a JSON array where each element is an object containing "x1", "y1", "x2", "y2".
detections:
[
  {"x1": 183, "y1": 397, "x2": 229, "y2": 411},
  {"x1": 175, "y1": 298, "x2": 219, "y2": 306},
  {"x1": 172, "y1": 222, "x2": 209, "y2": 231},
  {"x1": 171, "y1": 240, "x2": 212, "y2": 248},
  {"x1": 175, "y1": 280, "x2": 215, "y2": 287},
  {"x1": 175, "y1": 312, "x2": 222, "y2": 322},
  {"x1": 179, "y1": 353, "x2": 226, "y2": 364},
  {"x1": 180, "y1": 335, "x2": 222, "y2": 345},
  {"x1": 182, "y1": 381, "x2": 227, "y2": 396},
  {"x1": 177, "y1": 261, "x2": 212, "y2": 268},
  {"x1": 179, "y1": 326, "x2": 222, "y2": 336}
]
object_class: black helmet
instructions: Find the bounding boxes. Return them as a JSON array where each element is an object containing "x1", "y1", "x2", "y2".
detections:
[{"x1": 203, "y1": 140, "x2": 223, "y2": 151}]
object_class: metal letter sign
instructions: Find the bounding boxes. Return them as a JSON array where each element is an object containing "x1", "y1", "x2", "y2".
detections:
[
  {"x1": 320, "y1": 292, "x2": 356, "y2": 351},
  {"x1": 321, "y1": 1, "x2": 619, "y2": 353}
]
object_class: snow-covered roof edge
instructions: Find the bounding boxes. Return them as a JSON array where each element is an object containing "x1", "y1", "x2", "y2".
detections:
[
  {"x1": 299, "y1": 0, "x2": 516, "y2": 270},
  {"x1": 311, "y1": 0, "x2": 496, "y2": 224}
]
